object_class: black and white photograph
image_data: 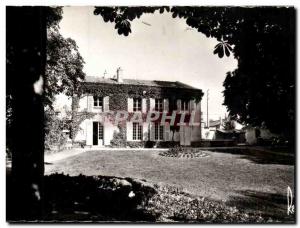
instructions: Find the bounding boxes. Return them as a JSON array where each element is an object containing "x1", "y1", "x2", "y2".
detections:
[{"x1": 5, "y1": 2, "x2": 296, "y2": 224}]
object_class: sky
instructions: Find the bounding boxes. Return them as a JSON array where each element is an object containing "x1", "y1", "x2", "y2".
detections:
[{"x1": 58, "y1": 6, "x2": 238, "y2": 120}]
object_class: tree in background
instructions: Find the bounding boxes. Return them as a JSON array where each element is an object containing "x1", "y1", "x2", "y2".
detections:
[
  {"x1": 222, "y1": 116, "x2": 236, "y2": 131},
  {"x1": 46, "y1": 25, "x2": 86, "y2": 144},
  {"x1": 44, "y1": 108, "x2": 69, "y2": 151},
  {"x1": 45, "y1": 25, "x2": 85, "y2": 108}
]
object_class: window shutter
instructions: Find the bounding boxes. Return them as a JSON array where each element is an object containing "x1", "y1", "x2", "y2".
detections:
[
  {"x1": 196, "y1": 102, "x2": 202, "y2": 124},
  {"x1": 185, "y1": 126, "x2": 192, "y2": 145},
  {"x1": 126, "y1": 122, "x2": 133, "y2": 141},
  {"x1": 164, "y1": 99, "x2": 169, "y2": 112},
  {"x1": 128, "y1": 98, "x2": 133, "y2": 112},
  {"x1": 150, "y1": 122, "x2": 155, "y2": 141},
  {"x1": 142, "y1": 98, "x2": 147, "y2": 113},
  {"x1": 103, "y1": 121, "x2": 110, "y2": 145},
  {"x1": 179, "y1": 125, "x2": 184, "y2": 145},
  {"x1": 86, "y1": 120, "x2": 93, "y2": 145},
  {"x1": 103, "y1": 96, "x2": 109, "y2": 112},
  {"x1": 87, "y1": 95, "x2": 93, "y2": 112},
  {"x1": 177, "y1": 99, "x2": 181, "y2": 112},
  {"x1": 190, "y1": 100, "x2": 196, "y2": 112},
  {"x1": 149, "y1": 98, "x2": 155, "y2": 111},
  {"x1": 164, "y1": 123, "x2": 170, "y2": 141}
]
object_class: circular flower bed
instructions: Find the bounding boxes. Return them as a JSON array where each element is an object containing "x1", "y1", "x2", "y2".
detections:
[{"x1": 159, "y1": 147, "x2": 209, "y2": 159}]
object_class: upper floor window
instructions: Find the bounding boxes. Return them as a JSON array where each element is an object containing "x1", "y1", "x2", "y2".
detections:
[
  {"x1": 93, "y1": 96, "x2": 103, "y2": 108},
  {"x1": 133, "y1": 122, "x2": 142, "y2": 140},
  {"x1": 181, "y1": 99, "x2": 189, "y2": 111},
  {"x1": 133, "y1": 98, "x2": 142, "y2": 111},
  {"x1": 155, "y1": 99, "x2": 163, "y2": 112}
]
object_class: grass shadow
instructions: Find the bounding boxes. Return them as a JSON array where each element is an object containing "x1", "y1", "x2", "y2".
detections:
[
  {"x1": 207, "y1": 148, "x2": 294, "y2": 165},
  {"x1": 225, "y1": 189, "x2": 295, "y2": 222}
]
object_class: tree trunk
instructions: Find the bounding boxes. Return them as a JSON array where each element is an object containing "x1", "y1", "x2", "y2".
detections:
[{"x1": 7, "y1": 7, "x2": 46, "y2": 221}]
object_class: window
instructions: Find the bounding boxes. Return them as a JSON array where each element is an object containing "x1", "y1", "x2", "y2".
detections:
[
  {"x1": 133, "y1": 98, "x2": 142, "y2": 111},
  {"x1": 154, "y1": 123, "x2": 164, "y2": 140},
  {"x1": 181, "y1": 99, "x2": 189, "y2": 111},
  {"x1": 98, "y1": 123, "x2": 103, "y2": 140},
  {"x1": 159, "y1": 125, "x2": 164, "y2": 140},
  {"x1": 93, "y1": 96, "x2": 103, "y2": 108},
  {"x1": 154, "y1": 123, "x2": 159, "y2": 140},
  {"x1": 133, "y1": 123, "x2": 142, "y2": 140},
  {"x1": 155, "y1": 99, "x2": 163, "y2": 112}
]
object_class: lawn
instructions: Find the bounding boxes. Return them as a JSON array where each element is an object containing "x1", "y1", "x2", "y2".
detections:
[{"x1": 45, "y1": 148, "x2": 294, "y2": 221}]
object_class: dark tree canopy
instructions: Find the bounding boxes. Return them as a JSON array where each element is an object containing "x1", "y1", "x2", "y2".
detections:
[{"x1": 94, "y1": 6, "x2": 295, "y2": 140}]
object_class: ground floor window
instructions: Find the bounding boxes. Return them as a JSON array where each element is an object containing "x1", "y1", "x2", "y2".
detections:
[
  {"x1": 98, "y1": 123, "x2": 103, "y2": 140},
  {"x1": 155, "y1": 123, "x2": 164, "y2": 140},
  {"x1": 133, "y1": 122, "x2": 142, "y2": 140}
]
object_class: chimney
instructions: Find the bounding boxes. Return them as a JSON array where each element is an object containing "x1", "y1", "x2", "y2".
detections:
[
  {"x1": 116, "y1": 67, "x2": 123, "y2": 83},
  {"x1": 103, "y1": 70, "x2": 107, "y2": 79}
]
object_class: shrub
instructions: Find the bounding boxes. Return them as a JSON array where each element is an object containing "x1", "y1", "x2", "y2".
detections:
[
  {"x1": 72, "y1": 140, "x2": 86, "y2": 148},
  {"x1": 168, "y1": 145, "x2": 184, "y2": 156},
  {"x1": 157, "y1": 141, "x2": 180, "y2": 148},
  {"x1": 145, "y1": 141, "x2": 155, "y2": 148},
  {"x1": 45, "y1": 109, "x2": 69, "y2": 151},
  {"x1": 110, "y1": 130, "x2": 126, "y2": 147},
  {"x1": 126, "y1": 141, "x2": 144, "y2": 148},
  {"x1": 144, "y1": 141, "x2": 180, "y2": 148},
  {"x1": 146, "y1": 185, "x2": 272, "y2": 223}
]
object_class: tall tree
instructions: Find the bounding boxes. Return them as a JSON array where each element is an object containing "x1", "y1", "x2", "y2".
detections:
[{"x1": 45, "y1": 27, "x2": 86, "y2": 143}]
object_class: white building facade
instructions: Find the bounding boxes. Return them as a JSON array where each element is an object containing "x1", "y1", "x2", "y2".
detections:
[{"x1": 73, "y1": 76, "x2": 203, "y2": 147}]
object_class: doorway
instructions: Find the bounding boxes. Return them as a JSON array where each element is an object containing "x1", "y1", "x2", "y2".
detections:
[{"x1": 93, "y1": 122, "x2": 104, "y2": 146}]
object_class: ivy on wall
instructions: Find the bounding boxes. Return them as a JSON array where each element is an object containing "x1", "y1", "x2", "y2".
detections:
[
  {"x1": 80, "y1": 82, "x2": 204, "y2": 102},
  {"x1": 109, "y1": 93, "x2": 128, "y2": 111}
]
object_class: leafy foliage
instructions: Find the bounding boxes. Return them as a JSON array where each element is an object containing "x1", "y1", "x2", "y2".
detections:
[
  {"x1": 45, "y1": 7, "x2": 63, "y2": 28},
  {"x1": 94, "y1": 7, "x2": 170, "y2": 36},
  {"x1": 146, "y1": 184, "x2": 278, "y2": 223},
  {"x1": 45, "y1": 8, "x2": 86, "y2": 145},
  {"x1": 222, "y1": 117, "x2": 236, "y2": 131},
  {"x1": 45, "y1": 28, "x2": 85, "y2": 108},
  {"x1": 44, "y1": 108, "x2": 69, "y2": 150},
  {"x1": 111, "y1": 130, "x2": 127, "y2": 148},
  {"x1": 214, "y1": 41, "x2": 233, "y2": 58}
]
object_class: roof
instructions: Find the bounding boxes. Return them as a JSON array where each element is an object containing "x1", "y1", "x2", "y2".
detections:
[{"x1": 84, "y1": 76, "x2": 201, "y2": 90}]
